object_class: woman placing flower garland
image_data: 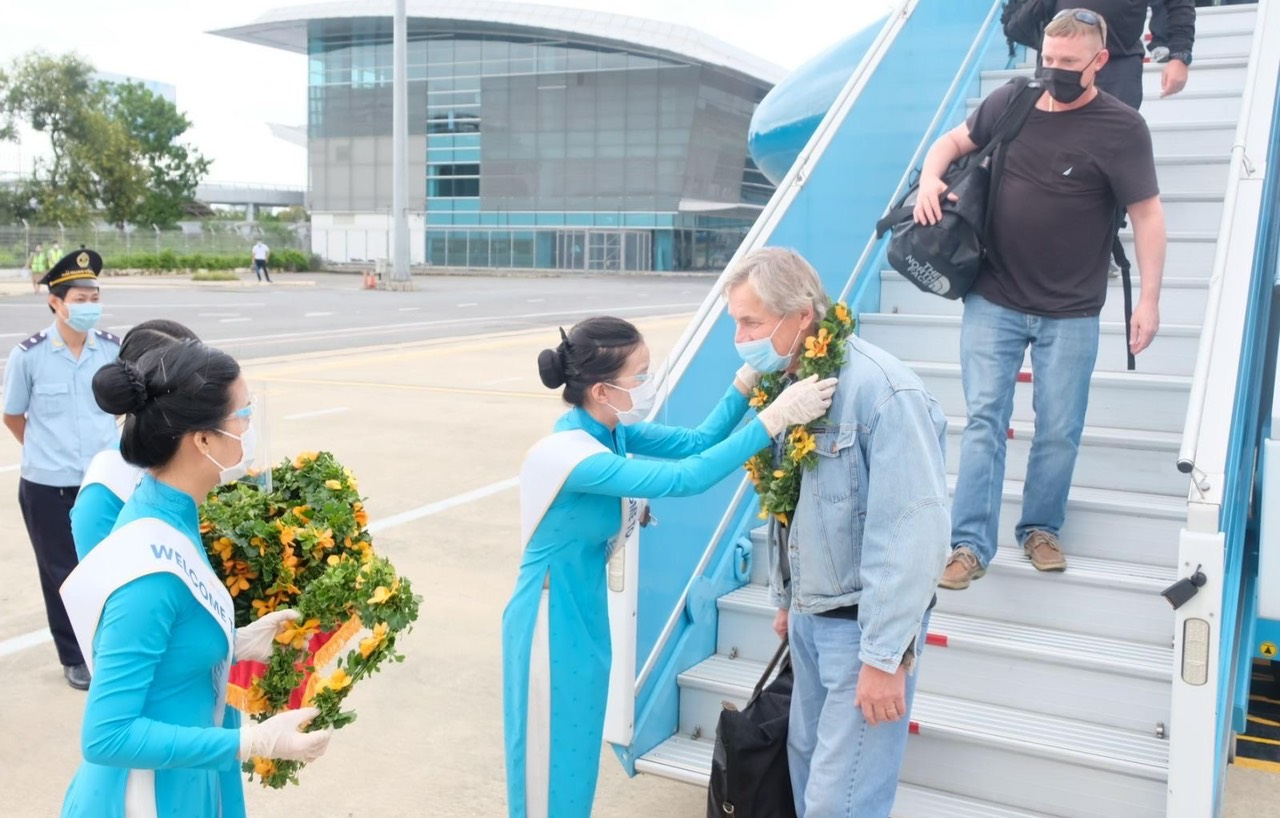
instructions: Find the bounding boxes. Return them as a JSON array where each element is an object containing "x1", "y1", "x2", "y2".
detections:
[{"x1": 504, "y1": 316, "x2": 836, "y2": 818}]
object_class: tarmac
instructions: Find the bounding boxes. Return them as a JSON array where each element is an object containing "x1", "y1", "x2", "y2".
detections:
[{"x1": 0, "y1": 293, "x2": 1275, "y2": 815}]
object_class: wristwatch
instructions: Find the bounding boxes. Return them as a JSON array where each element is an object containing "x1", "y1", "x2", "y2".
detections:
[{"x1": 1168, "y1": 50, "x2": 1193, "y2": 66}]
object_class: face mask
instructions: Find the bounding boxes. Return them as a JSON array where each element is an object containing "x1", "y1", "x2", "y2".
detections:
[
  {"x1": 206, "y1": 422, "x2": 257, "y2": 484},
  {"x1": 1036, "y1": 52, "x2": 1100, "y2": 104},
  {"x1": 735, "y1": 319, "x2": 801, "y2": 374},
  {"x1": 605, "y1": 375, "x2": 660, "y2": 426},
  {"x1": 64, "y1": 302, "x2": 102, "y2": 333}
]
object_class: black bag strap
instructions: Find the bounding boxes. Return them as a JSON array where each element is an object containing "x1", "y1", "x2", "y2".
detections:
[
  {"x1": 981, "y1": 77, "x2": 1042, "y2": 242},
  {"x1": 750, "y1": 637, "x2": 791, "y2": 705},
  {"x1": 1112, "y1": 216, "x2": 1137, "y2": 371}
]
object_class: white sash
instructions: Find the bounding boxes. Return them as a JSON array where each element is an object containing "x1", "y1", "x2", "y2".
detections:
[
  {"x1": 61, "y1": 518, "x2": 235, "y2": 720},
  {"x1": 62, "y1": 519, "x2": 236, "y2": 818},
  {"x1": 80, "y1": 448, "x2": 145, "y2": 502},
  {"x1": 519, "y1": 430, "x2": 611, "y2": 547}
]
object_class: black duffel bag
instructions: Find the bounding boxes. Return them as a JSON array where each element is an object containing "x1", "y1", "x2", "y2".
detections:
[
  {"x1": 874, "y1": 77, "x2": 1041, "y2": 301},
  {"x1": 707, "y1": 639, "x2": 795, "y2": 818}
]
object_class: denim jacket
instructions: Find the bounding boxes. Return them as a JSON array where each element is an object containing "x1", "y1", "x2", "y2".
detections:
[{"x1": 768, "y1": 336, "x2": 950, "y2": 674}]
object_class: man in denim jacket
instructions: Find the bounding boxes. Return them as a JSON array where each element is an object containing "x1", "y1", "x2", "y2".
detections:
[{"x1": 724, "y1": 248, "x2": 950, "y2": 817}]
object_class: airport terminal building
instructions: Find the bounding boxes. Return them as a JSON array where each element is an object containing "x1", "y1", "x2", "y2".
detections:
[{"x1": 213, "y1": 1, "x2": 784, "y2": 272}]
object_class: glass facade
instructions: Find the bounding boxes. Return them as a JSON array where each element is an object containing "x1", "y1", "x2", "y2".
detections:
[{"x1": 306, "y1": 20, "x2": 773, "y2": 271}]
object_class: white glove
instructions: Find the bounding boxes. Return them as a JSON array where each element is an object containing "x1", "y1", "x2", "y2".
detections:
[
  {"x1": 239, "y1": 707, "x2": 333, "y2": 763},
  {"x1": 734, "y1": 364, "x2": 763, "y2": 394},
  {"x1": 234, "y1": 609, "x2": 300, "y2": 663},
  {"x1": 756, "y1": 374, "x2": 838, "y2": 436}
]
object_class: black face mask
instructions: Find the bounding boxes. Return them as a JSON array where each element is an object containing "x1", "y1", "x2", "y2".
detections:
[{"x1": 1036, "y1": 52, "x2": 1100, "y2": 104}]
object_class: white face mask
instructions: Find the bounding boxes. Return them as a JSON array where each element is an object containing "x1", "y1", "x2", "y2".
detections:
[
  {"x1": 605, "y1": 375, "x2": 660, "y2": 426},
  {"x1": 206, "y1": 422, "x2": 257, "y2": 484}
]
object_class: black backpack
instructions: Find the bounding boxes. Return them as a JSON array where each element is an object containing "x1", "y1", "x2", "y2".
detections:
[
  {"x1": 874, "y1": 77, "x2": 1043, "y2": 301},
  {"x1": 1002, "y1": 0, "x2": 1058, "y2": 53}
]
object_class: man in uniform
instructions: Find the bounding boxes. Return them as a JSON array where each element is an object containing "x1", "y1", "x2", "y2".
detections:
[{"x1": 3, "y1": 249, "x2": 121, "y2": 689}]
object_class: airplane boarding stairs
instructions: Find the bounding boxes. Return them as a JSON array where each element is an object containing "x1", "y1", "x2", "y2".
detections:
[{"x1": 615, "y1": 3, "x2": 1274, "y2": 816}]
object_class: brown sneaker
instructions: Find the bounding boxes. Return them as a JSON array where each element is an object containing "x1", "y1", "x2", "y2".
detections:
[
  {"x1": 939, "y1": 546, "x2": 985, "y2": 590},
  {"x1": 1023, "y1": 530, "x2": 1067, "y2": 572}
]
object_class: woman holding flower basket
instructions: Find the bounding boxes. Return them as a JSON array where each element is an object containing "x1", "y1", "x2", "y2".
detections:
[
  {"x1": 503, "y1": 316, "x2": 836, "y2": 818},
  {"x1": 59, "y1": 340, "x2": 331, "y2": 818}
]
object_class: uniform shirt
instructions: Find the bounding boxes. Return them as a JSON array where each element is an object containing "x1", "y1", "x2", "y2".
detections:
[
  {"x1": 966, "y1": 83, "x2": 1159, "y2": 317},
  {"x1": 3, "y1": 322, "x2": 121, "y2": 486},
  {"x1": 252, "y1": 242, "x2": 269, "y2": 260}
]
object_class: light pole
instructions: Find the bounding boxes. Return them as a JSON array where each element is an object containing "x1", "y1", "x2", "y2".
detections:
[{"x1": 390, "y1": 0, "x2": 411, "y2": 285}]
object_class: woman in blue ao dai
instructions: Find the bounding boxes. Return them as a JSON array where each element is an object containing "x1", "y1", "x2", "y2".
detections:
[{"x1": 502, "y1": 316, "x2": 837, "y2": 818}]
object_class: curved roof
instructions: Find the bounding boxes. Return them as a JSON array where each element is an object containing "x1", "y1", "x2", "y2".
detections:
[{"x1": 210, "y1": 0, "x2": 787, "y2": 86}]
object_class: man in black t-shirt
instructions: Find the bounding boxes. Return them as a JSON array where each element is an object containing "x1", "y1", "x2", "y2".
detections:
[
  {"x1": 912, "y1": 9, "x2": 1167, "y2": 588},
  {"x1": 1056, "y1": 0, "x2": 1195, "y2": 109}
]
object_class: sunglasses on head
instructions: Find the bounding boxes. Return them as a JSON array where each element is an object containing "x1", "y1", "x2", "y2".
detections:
[{"x1": 1053, "y1": 8, "x2": 1103, "y2": 27}]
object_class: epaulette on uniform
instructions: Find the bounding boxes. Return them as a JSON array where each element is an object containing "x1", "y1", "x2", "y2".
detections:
[
  {"x1": 17, "y1": 330, "x2": 49, "y2": 352},
  {"x1": 94, "y1": 329, "x2": 122, "y2": 345}
]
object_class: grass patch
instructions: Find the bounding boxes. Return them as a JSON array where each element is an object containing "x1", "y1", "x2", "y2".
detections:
[{"x1": 191, "y1": 270, "x2": 241, "y2": 282}]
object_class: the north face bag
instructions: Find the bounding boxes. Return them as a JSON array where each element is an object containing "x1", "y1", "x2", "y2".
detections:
[{"x1": 874, "y1": 77, "x2": 1042, "y2": 301}]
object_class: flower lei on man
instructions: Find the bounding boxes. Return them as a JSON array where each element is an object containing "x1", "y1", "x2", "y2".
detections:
[
  {"x1": 744, "y1": 302, "x2": 855, "y2": 524},
  {"x1": 201, "y1": 451, "x2": 421, "y2": 788}
]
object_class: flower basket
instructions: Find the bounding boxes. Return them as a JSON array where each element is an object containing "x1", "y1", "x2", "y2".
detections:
[{"x1": 201, "y1": 451, "x2": 421, "y2": 788}]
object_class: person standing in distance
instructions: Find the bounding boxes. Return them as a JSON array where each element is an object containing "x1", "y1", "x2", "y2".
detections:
[
  {"x1": 2, "y1": 249, "x2": 121, "y2": 690},
  {"x1": 251, "y1": 239, "x2": 272, "y2": 283}
]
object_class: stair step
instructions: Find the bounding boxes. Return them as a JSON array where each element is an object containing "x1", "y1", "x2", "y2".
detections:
[
  {"x1": 903, "y1": 695, "x2": 1168, "y2": 817},
  {"x1": 859, "y1": 314, "x2": 1201, "y2": 377},
  {"x1": 907, "y1": 360, "x2": 1191, "y2": 435},
  {"x1": 879, "y1": 273, "x2": 1208, "y2": 326},
  {"x1": 1147, "y1": 119, "x2": 1236, "y2": 155},
  {"x1": 1154, "y1": 154, "x2": 1232, "y2": 198},
  {"x1": 635, "y1": 736, "x2": 1064, "y2": 818},
  {"x1": 1121, "y1": 230, "x2": 1218, "y2": 279},
  {"x1": 936, "y1": 547, "x2": 1177, "y2": 644},
  {"x1": 664, "y1": 656, "x2": 1168, "y2": 818},
  {"x1": 942, "y1": 416, "x2": 1188, "y2": 497}
]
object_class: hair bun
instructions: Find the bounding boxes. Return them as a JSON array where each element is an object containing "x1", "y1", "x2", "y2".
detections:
[
  {"x1": 92, "y1": 360, "x2": 150, "y2": 415},
  {"x1": 538, "y1": 348, "x2": 566, "y2": 389}
]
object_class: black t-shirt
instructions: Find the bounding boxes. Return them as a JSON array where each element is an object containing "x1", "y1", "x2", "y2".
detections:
[{"x1": 965, "y1": 83, "x2": 1159, "y2": 317}]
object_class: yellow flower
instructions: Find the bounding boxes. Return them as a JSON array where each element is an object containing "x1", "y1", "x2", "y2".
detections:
[
  {"x1": 327, "y1": 554, "x2": 349, "y2": 566},
  {"x1": 212, "y1": 537, "x2": 234, "y2": 563},
  {"x1": 252, "y1": 597, "x2": 279, "y2": 618},
  {"x1": 318, "y1": 668, "x2": 352, "y2": 693},
  {"x1": 776, "y1": 512, "x2": 790, "y2": 526},
  {"x1": 243, "y1": 683, "x2": 270, "y2": 716},
  {"x1": 315, "y1": 528, "x2": 335, "y2": 550},
  {"x1": 274, "y1": 618, "x2": 321, "y2": 650},
  {"x1": 226, "y1": 574, "x2": 251, "y2": 597},
  {"x1": 353, "y1": 502, "x2": 369, "y2": 528},
  {"x1": 367, "y1": 585, "x2": 395, "y2": 605},
  {"x1": 293, "y1": 451, "x2": 318, "y2": 469},
  {"x1": 277, "y1": 523, "x2": 297, "y2": 547},
  {"x1": 343, "y1": 467, "x2": 359, "y2": 491},
  {"x1": 790, "y1": 429, "x2": 817, "y2": 462},
  {"x1": 772, "y1": 469, "x2": 786, "y2": 479},
  {"x1": 834, "y1": 303, "x2": 851, "y2": 326},
  {"x1": 749, "y1": 387, "x2": 769, "y2": 409},
  {"x1": 199, "y1": 520, "x2": 214, "y2": 535},
  {"x1": 325, "y1": 479, "x2": 343, "y2": 490},
  {"x1": 291, "y1": 505, "x2": 311, "y2": 522},
  {"x1": 804, "y1": 327, "x2": 832, "y2": 359},
  {"x1": 252, "y1": 756, "x2": 276, "y2": 778},
  {"x1": 249, "y1": 536, "x2": 267, "y2": 556},
  {"x1": 359, "y1": 622, "x2": 390, "y2": 659}
]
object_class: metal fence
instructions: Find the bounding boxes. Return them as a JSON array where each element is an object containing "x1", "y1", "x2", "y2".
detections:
[{"x1": 0, "y1": 223, "x2": 310, "y2": 268}]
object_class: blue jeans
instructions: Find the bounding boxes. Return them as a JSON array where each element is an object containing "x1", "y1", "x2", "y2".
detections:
[
  {"x1": 787, "y1": 610, "x2": 929, "y2": 818},
  {"x1": 951, "y1": 293, "x2": 1100, "y2": 566}
]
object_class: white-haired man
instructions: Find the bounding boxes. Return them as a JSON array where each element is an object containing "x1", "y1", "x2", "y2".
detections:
[{"x1": 724, "y1": 247, "x2": 950, "y2": 817}]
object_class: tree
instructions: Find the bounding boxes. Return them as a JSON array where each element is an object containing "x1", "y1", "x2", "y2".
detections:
[
  {"x1": 101, "y1": 81, "x2": 210, "y2": 228},
  {"x1": 0, "y1": 51, "x2": 210, "y2": 227}
]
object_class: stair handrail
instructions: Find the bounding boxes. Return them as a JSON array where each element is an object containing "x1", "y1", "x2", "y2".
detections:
[
  {"x1": 632, "y1": 0, "x2": 1010, "y2": 698},
  {"x1": 1175, "y1": 4, "x2": 1279, "y2": 499},
  {"x1": 632, "y1": 0, "x2": 926, "y2": 696}
]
